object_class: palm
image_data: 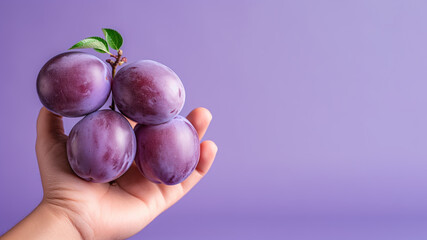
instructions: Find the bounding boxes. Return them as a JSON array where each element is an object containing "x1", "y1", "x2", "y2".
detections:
[{"x1": 36, "y1": 107, "x2": 216, "y2": 240}]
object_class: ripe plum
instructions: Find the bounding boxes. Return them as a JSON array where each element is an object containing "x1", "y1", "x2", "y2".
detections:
[
  {"x1": 37, "y1": 52, "x2": 111, "y2": 117},
  {"x1": 134, "y1": 115, "x2": 200, "y2": 185},
  {"x1": 112, "y1": 60, "x2": 185, "y2": 125},
  {"x1": 67, "y1": 110, "x2": 136, "y2": 183}
]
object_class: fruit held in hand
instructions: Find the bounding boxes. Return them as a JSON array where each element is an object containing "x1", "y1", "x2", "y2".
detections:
[
  {"x1": 37, "y1": 29, "x2": 204, "y2": 185},
  {"x1": 67, "y1": 110, "x2": 136, "y2": 183},
  {"x1": 134, "y1": 115, "x2": 200, "y2": 185},
  {"x1": 37, "y1": 52, "x2": 111, "y2": 117},
  {"x1": 112, "y1": 60, "x2": 185, "y2": 125}
]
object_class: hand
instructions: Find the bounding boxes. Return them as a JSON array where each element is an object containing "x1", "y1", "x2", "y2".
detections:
[{"x1": 2, "y1": 107, "x2": 217, "y2": 240}]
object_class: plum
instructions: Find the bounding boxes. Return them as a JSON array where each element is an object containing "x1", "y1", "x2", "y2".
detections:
[
  {"x1": 134, "y1": 115, "x2": 200, "y2": 185},
  {"x1": 112, "y1": 60, "x2": 185, "y2": 125},
  {"x1": 67, "y1": 109, "x2": 136, "y2": 183},
  {"x1": 37, "y1": 52, "x2": 111, "y2": 117}
]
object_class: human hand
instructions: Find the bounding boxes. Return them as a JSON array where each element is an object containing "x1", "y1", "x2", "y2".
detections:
[{"x1": 2, "y1": 107, "x2": 217, "y2": 240}]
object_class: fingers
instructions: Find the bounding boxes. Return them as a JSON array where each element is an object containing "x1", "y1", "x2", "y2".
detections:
[
  {"x1": 186, "y1": 107, "x2": 212, "y2": 140},
  {"x1": 195, "y1": 140, "x2": 218, "y2": 175},
  {"x1": 180, "y1": 140, "x2": 218, "y2": 192},
  {"x1": 117, "y1": 108, "x2": 216, "y2": 211}
]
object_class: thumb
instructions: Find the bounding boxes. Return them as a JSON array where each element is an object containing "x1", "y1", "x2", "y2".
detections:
[
  {"x1": 36, "y1": 107, "x2": 67, "y2": 152},
  {"x1": 36, "y1": 107, "x2": 72, "y2": 178}
]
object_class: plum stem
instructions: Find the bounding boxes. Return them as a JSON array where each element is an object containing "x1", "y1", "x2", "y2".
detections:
[{"x1": 107, "y1": 49, "x2": 125, "y2": 111}]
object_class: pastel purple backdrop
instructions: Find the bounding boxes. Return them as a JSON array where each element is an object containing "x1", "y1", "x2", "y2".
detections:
[{"x1": 1, "y1": 1, "x2": 427, "y2": 239}]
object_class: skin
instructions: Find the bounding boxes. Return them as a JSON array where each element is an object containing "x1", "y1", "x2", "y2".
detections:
[{"x1": 1, "y1": 107, "x2": 217, "y2": 240}]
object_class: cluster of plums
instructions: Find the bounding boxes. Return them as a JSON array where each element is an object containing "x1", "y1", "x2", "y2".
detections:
[{"x1": 37, "y1": 52, "x2": 200, "y2": 185}]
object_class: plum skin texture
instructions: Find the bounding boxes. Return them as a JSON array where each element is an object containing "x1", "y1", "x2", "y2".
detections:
[
  {"x1": 67, "y1": 110, "x2": 136, "y2": 183},
  {"x1": 112, "y1": 60, "x2": 185, "y2": 125},
  {"x1": 134, "y1": 115, "x2": 200, "y2": 185},
  {"x1": 37, "y1": 52, "x2": 112, "y2": 117}
]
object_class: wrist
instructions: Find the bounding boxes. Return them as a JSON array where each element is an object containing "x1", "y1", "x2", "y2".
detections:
[
  {"x1": 1, "y1": 201, "x2": 83, "y2": 240},
  {"x1": 39, "y1": 202, "x2": 85, "y2": 239}
]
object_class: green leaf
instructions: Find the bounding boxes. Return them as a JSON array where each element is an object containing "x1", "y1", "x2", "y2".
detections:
[
  {"x1": 94, "y1": 48, "x2": 108, "y2": 53},
  {"x1": 102, "y1": 28, "x2": 123, "y2": 50},
  {"x1": 69, "y1": 37, "x2": 109, "y2": 53}
]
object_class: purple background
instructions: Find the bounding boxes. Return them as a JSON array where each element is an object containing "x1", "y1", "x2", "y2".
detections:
[{"x1": 1, "y1": 0, "x2": 427, "y2": 239}]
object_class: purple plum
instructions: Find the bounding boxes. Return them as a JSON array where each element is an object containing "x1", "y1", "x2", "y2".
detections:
[
  {"x1": 67, "y1": 110, "x2": 136, "y2": 183},
  {"x1": 37, "y1": 52, "x2": 111, "y2": 117},
  {"x1": 112, "y1": 60, "x2": 185, "y2": 125},
  {"x1": 134, "y1": 115, "x2": 200, "y2": 185}
]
